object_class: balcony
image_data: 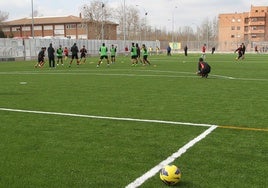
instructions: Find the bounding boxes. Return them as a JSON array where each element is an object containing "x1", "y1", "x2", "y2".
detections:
[{"x1": 248, "y1": 21, "x2": 266, "y2": 26}]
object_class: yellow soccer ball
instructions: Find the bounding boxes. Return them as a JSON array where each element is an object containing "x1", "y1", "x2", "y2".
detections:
[{"x1": 159, "y1": 165, "x2": 181, "y2": 185}]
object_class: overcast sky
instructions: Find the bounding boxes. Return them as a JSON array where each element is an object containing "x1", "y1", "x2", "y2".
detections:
[{"x1": 1, "y1": 0, "x2": 268, "y2": 31}]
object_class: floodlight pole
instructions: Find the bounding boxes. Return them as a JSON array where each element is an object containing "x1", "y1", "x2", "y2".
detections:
[
  {"x1": 172, "y1": 6, "x2": 177, "y2": 43},
  {"x1": 123, "y1": 0, "x2": 126, "y2": 47},
  {"x1": 101, "y1": 3, "x2": 104, "y2": 42},
  {"x1": 31, "y1": 0, "x2": 34, "y2": 38}
]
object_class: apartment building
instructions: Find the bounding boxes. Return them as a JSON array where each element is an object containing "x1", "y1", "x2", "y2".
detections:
[
  {"x1": 218, "y1": 5, "x2": 268, "y2": 51},
  {"x1": 2, "y1": 15, "x2": 118, "y2": 40}
]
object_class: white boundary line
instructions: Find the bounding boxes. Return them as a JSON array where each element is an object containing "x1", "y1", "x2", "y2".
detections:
[
  {"x1": 1, "y1": 70, "x2": 268, "y2": 81},
  {"x1": 0, "y1": 107, "x2": 218, "y2": 187},
  {"x1": 0, "y1": 107, "x2": 213, "y2": 127},
  {"x1": 126, "y1": 125, "x2": 218, "y2": 188}
]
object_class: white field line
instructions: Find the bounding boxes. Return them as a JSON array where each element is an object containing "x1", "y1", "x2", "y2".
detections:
[
  {"x1": 0, "y1": 107, "x2": 212, "y2": 127},
  {"x1": 1, "y1": 70, "x2": 268, "y2": 81},
  {"x1": 126, "y1": 125, "x2": 218, "y2": 188}
]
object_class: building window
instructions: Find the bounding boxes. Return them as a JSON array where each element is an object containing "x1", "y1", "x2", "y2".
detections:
[
  {"x1": 237, "y1": 26, "x2": 240, "y2": 30},
  {"x1": 22, "y1": 26, "x2": 31, "y2": 31},
  {"x1": 34, "y1": 26, "x2": 42, "y2": 30},
  {"x1": 232, "y1": 18, "x2": 235, "y2": 22},
  {"x1": 12, "y1": 27, "x2": 20, "y2": 32},
  {"x1": 231, "y1": 26, "x2": 235, "y2": 30},
  {"x1": 55, "y1": 25, "x2": 64, "y2": 30},
  {"x1": 44, "y1": 25, "x2": 53, "y2": 30},
  {"x1": 231, "y1": 35, "x2": 235, "y2": 38},
  {"x1": 66, "y1": 24, "x2": 76, "y2": 29},
  {"x1": 2, "y1": 27, "x2": 10, "y2": 32},
  {"x1": 251, "y1": 18, "x2": 257, "y2": 22},
  {"x1": 237, "y1": 18, "x2": 241, "y2": 22}
]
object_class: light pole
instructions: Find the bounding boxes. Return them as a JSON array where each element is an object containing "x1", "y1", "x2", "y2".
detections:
[
  {"x1": 136, "y1": 5, "x2": 148, "y2": 41},
  {"x1": 171, "y1": 6, "x2": 178, "y2": 42},
  {"x1": 101, "y1": 3, "x2": 104, "y2": 42},
  {"x1": 123, "y1": 0, "x2": 126, "y2": 48},
  {"x1": 31, "y1": 0, "x2": 34, "y2": 38},
  {"x1": 192, "y1": 23, "x2": 200, "y2": 51}
]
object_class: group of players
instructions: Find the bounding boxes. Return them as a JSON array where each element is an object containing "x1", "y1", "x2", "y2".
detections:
[
  {"x1": 35, "y1": 43, "x2": 87, "y2": 68},
  {"x1": 35, "y1": 42, "x2": 151, "y2": 68},
  {"x1": 196, "y1": 42, "x2": 247, "y2": 78},
  {"x1": 35, "y1": 41, "x2": 249, "y2": 79}
]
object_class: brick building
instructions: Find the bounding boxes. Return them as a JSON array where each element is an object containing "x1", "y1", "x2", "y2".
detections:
[
  {"x1": 218, "y1": 5, "x2": 268, "y2": 51},
  {"x1": 2, "y1": 15, "x2": 118, "y2": 40}
]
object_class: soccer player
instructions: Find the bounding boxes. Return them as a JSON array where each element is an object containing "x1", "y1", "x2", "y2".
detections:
[
  {"x1": 64, "y1": 47, "x2": 69, "y2": 61},
  {"x1": 196, "y1": 58, "x2": 211, "y2": 78},
  {"x1": 130, "y1": 42, "x2": 138, "y2": 66},
  {"x1": 69, "y1": 43, "x2": 80, "y2": 67},
  {"x1": 80, "y1": 45, "x2": 87, "y2": 64},
  {"x1": 234, "y1": 44, "x2": 243, "y2": 60},
  {"x1": 136, "y1": 43, "x2": 142, "y2": 64},
  {"x1": 167, "y1": 45, "x2": 171, "y2": 56},
  {"x1": 35, "y1": 47, "x2": 46, "y2": 68},
  {"x1": 141, "y1": 44, "x2": 151, "y2": 65},
  {"x1": 201, "y1": 43, "x2": 206, "y2": 59},
  {"x1": 47, "y1": 43, "x2": 55, "y2": 68},
  {"x1": 97, "y1": 43, "x2": 110, "y2": 67},
  {"x1": 211, "y1": 47, "x2": 216, "y2": 54},
  {"x1": 241, "y1": 42, "x2": 246, "y2": 59},
  {"x1": 110, "y1": 44, "x2": 117, "y2": 64},
  {"x1": 184, "y1": 45, "x2": 188, "y2": 56},
  {"x1": 56, "y1": 45, "x2": 64, "y2": 66}
]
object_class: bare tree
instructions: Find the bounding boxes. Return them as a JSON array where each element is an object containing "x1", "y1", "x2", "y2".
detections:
[
  {"x1": 113, "y1": 3, "x2": 140, "y2": 41},
  {"x1": 0, "y1": 10, "x2": 8, "y2": 23},
  {"x1": 30, "y1": 10, "x2": 43, "y2": 17},
  {"x1": 81, "y1": 0, "x2": 113, "y2": 40},
  {"x1": 0, "y1": 10, "x2": 9, "y2": 38}
]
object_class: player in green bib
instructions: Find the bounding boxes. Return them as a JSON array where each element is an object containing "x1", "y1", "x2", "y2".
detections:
[
  {"x1": 56, "y1": 45, "x2": 64, "y2": 66},
  {"x1": 130, "y1": 42, "x2": 138, "y2": 66},
  {"x1": 97, "y1": 43, "x2": 110, "y2": 67},
  {"x1": 142, "y1": 44, "x2": 151, "y2": 65}
]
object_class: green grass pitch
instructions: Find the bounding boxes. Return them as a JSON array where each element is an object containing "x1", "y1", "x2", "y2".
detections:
[{"x1": 0, "y1": 53, "x2": 267, "y2": 187}]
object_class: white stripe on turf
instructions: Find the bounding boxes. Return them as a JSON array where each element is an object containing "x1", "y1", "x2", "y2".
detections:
[
  {"x1": 125, "y1": 125, "x2": 218, "y2": 188},
  {"x1": 0, "y1": 107, "x2": 213, "y2": 127}
]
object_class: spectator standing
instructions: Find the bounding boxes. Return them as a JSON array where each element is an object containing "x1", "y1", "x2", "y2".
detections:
[{"x1": 47, "y1": 43, "x2": 55, "y2": 68}]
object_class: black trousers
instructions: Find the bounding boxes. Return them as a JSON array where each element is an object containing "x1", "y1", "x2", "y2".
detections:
[{"x1": 49, "y1": 56, "x2": 55, "y2": 67}]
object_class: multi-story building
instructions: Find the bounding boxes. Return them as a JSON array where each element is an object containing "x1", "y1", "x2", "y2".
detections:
[
  {"x1": 218, "y1": 5, "x2": 268, "y2": 51},
  {"x1": 2, "y1": 15, "x2": 118, "y2": 40}
]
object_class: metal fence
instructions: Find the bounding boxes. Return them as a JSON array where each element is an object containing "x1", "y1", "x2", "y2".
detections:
[
  {"x1": 1, "y1": 38, "x2": 267, "y2": 61},
  {"x1": 0, "y1": 38, "x2": 161, "y2": 61}
]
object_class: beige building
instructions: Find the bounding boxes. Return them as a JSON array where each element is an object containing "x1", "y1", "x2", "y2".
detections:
[
  {"x1": 2, "y1": 15, "x2": 118, "y2": 40},
  {"x1": 218, "y1": 5, "x2": 268, "y2": 51}
]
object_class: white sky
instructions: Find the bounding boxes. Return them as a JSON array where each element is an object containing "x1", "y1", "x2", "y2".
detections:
[{"x1": 1, "y1": 0, "x2": 268, "y2": 31}]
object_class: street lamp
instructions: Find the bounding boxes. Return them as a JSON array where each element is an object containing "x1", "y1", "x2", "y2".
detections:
[
  {"x1": 123, "y1": 0, "x2": 126, "y2": 49},
  {"x1": 136, "y1": 5, "x2": 148, "y2": 41},
  {"x1": 171, "y1": 6, "x2": 178, "y2": 42},
  {"x1": 31, "y1": 0, "x2": 34, "y2": 38},
  {"x1": 101, "y1": 2, "x2": 104, "y2": 41},
  {"x1": 192, "y1": 23, "x2": 200, "y2": 51}
]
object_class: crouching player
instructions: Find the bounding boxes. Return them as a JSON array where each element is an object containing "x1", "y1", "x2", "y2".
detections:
[
  {"x1": 196, "y1": 58, "x2": 211, "y2": 78},
  {"x1": 35, "y1": 47, "x2": 46, "y2": 68}
]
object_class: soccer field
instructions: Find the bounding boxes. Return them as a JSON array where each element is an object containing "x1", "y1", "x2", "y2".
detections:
[{"x1": 0, "y1": 53, "x2": 267, "y2": 188}]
